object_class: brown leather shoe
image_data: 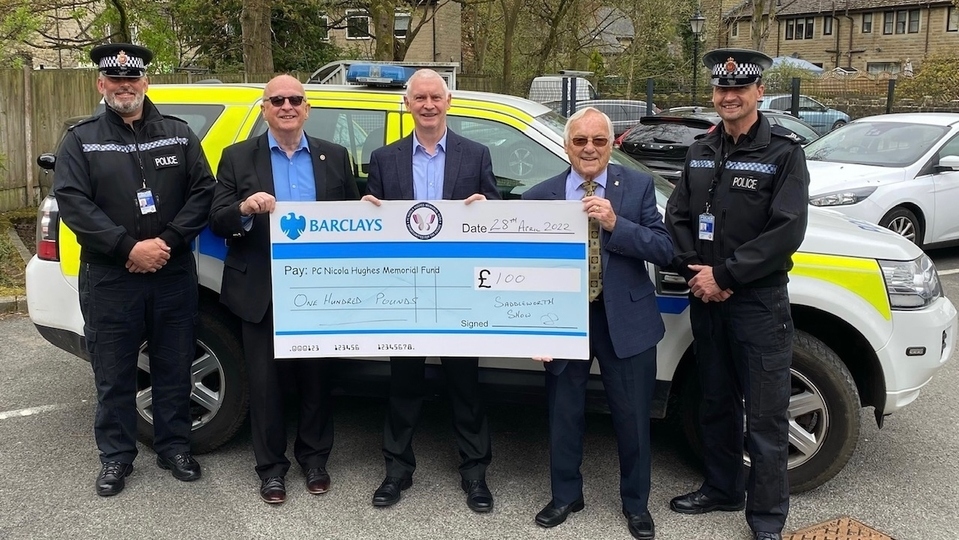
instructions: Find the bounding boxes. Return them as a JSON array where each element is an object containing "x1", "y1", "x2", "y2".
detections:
[
  {"x1": 260, "y1": 476, "x2": 286, "y2": 504},
  {"x1": 305, "y1": 467, "x2": 330, "y2": 495}
]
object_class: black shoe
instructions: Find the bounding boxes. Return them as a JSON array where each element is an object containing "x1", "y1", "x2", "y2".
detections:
[
  {"x1": 535, "y1": 497, "x2": 585, "y2": 528},
  {"x1": 669, "y1": 490, "x2": 744, "y2": 514},
  {"x1": 372, "y1": 476, "x2": 412, "y2": 507},
  {"x1": 156, "y1": 453, "x2": 202, "y2": 482},
  {"x1": 623, "y1": 509, "x2": 655, "y2": 540},
  {"x1": 95, "y1": 462, "x2": 133, "y2": 497},
  {"x1": 260, "y1": 476, "x2": 286, "y2": 504},
  {"x1": 305, "y1": 467, "x2": 330, "y2": 494},
  {"x1": 754, "y1": 533, "x2": 782, "y2": 540},
  {"x1": 461, "y1": 478, "x2": 494, "y2": 513}
]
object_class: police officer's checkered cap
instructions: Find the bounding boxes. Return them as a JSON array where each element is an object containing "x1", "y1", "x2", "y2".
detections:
[
  {"x1": 711, "y1": 62, "x2": 763, "y2": 78},
  {"x1": 97, "y1": 54, "x2": 145, "y2": 70}
]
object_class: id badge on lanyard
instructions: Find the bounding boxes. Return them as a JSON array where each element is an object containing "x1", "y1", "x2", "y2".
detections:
[
  {"x1": 698, "y1": 212, "x2": 715, "y2": 241},
  {"x1": 137, "y1": 187, "x2": 157, "y2": 215}
]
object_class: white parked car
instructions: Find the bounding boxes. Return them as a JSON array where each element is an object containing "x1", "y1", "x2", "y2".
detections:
[{"x1": 804, "y1": 113, "x2": 959, "y2": 248}]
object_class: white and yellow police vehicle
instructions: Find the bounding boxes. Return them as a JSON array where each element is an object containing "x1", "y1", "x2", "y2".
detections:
[{"x1": 26, "y1": 65, "x2": 957, "y2": 493}]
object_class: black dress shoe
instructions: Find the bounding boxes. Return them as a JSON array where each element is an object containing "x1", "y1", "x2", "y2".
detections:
[
  {"x1": 461, "y1": 478, "x2": 494, "y2": 513},
  {"x1": 372, "y1": 476, "x2": 412, "y2": 507},
  {"x1": 156, "y1": 453, "x2": 201, "y2": 482},
  {"x1": 260, "y1": 476, "x2": 286, "y2": 504},
  {"x1": 95, "y1": 462, "x2": 133, "y2": 497},
  {"x1": 669, "y1": 490, "x2": 744, "y2": 514},
  {"x1": 623, "y1": 509, "x2": 655, "y2": 540},
  {"x1": 305, "y1": 467, "x2": 330, "y2": 494},
  {"x1": 534, "y1": 497, "x2": 585, "y2": 528},
  {"x1": 754, "y1": 532, "x2": 782, "y2": 540}
]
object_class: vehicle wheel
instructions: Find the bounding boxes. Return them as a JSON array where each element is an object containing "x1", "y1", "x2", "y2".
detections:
[
  {"x1": 679, "y1": 330, "x2": 861, "y2": 493},
  {"x1": 135, "y1": 307, "x2": 249, "y2": 454},
  {"x1": 831, "y1": 119, "x2": 847, "y2": 130},
  {"x1": 879, "y1": 207, "x2": 922, "y2": 247},
  {"x1": 506, "y1": 143, "x2": 535, "y2": 178}
]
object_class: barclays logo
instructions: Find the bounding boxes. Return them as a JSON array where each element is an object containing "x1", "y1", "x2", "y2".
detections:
[{"x1": 280, "y1": 212, "x2": 307, "y2": 240}]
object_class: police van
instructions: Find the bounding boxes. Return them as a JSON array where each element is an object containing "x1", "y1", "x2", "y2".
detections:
[{"x1": 26, "y1": 66, "x2": 957, "y2": 494}]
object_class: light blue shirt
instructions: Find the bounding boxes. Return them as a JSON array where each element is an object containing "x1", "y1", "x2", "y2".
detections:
[
  {"x1": 268, "y1": 131, "x2": 315, "y2": 202},
  {"x1": 411, "y1": 131, "x2": 447, "y2": 200},
  {"x1": 565, "y1": 168, "x2": 608, "y2": 201}
]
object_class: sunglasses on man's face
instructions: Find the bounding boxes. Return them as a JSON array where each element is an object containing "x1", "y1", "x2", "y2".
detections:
[
  {"x1": 266, "y1": 95, "x2": 305, "y2": 107},
  {"x1": 570, "y1": 136, "x2": 609, "y2": 148}
]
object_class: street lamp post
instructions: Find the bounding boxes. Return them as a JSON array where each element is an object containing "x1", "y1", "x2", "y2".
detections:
[{"x1": 690, "y1": 10, "x2": 706, "y2": 105}]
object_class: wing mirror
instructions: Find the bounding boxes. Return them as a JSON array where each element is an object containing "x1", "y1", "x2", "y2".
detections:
[{"x1": 37, "y1": 153, "x2": 57, "y2": 171}]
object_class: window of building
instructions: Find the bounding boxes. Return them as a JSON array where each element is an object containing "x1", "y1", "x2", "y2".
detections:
[
  {"x1": 908, "y1": 9, "x2": 919, "y2": 33},
  {"x1": 318, "y1": 15, "x2": 329, "y2": 41},
  {"x1": 346, "y1": 10, "x2": 371, "y2": 40},
  {"x1": 949, "y1": 7, "x2": 959, "y2": 32},
  {"x1": 883, "y1": 11, "x2": 893, "y2": 34},
  {"x1": 862, "y1": 13, "x2": 872, "y2": 33},
  {"x1": 896, "y1": 10, "x2": 907, "y2": 33},
  {"x1": 731, "y1": 21, "x2": 739, "y2": 37},
  {"x1": 867, "y1": 62, "x2": 901, "y2": 74},
  {"x1": 785, "y1": 17, "x2": 815, "y2": 40},
  {"x1": 824, "y1": 16, "x2": 833, "y2": 35},
  {"x1": 394, "y1": 12, "x2": 411, "y2": 38}
]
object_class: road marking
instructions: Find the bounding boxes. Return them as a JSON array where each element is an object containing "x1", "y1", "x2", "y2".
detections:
[
  {"x1": 939, "y1": 268, "x2": 959, "y2": 275},
  {"x1": 0, "y1": 403, "x2": 76, "y2": 420}
]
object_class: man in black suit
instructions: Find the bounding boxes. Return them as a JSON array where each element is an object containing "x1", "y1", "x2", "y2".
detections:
[
  {"x1": 524, "y1": 107, "x2": 673, "y2": 540},
  {"x1": 362, "y1": 69, "x2": 501, "y2": 512},
  {"x1": 209, "y1": 75, "x2": 360, "y2": 504}
]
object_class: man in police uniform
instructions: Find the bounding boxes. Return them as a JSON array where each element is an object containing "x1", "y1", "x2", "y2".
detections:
[
  {"x1": 54, "y1": 43, "x2": 215, "y2": 496},
  {"x1": 664, "y1": 49, "x2": 809, "y2": 540}
]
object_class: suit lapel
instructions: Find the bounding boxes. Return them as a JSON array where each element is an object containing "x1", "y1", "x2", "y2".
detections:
[
  {"x1": 396, "y1": 136, "x2": 415, "y2": 199},
  {"x1": 601, "y1": 165, "x2": 625, "y2": 268},
  {"x1": 254, "y1": 133, "x2": 276, "y2": 197},
  {"x1": 442, "y1": 131, "x2": 462, "y2": 200},
  {"x1": 307, "y1": 136, "x2": 327, "y2": 201}
]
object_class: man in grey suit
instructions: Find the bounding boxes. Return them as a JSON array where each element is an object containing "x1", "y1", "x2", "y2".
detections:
[
  {"x1": 209, "y1": 75, "x2": 360, "y2": 504},
  {"x1": 361, "y1": 69, "x2": 501, "y2": 513},
  {"x1": 523, "y1": 107, "x2": 672, "y2": 540}
]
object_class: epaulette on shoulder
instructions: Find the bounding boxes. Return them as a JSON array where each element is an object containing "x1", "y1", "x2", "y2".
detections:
[
  {"x1": 67, "y1": 116, "x2": 99, "y2": 131},
  {"x1": 162, "y1": 114, "x2": 188, "y2": 124},
  {"x1": 770, "y1": 124, "x2": 806, "y2": 144}
]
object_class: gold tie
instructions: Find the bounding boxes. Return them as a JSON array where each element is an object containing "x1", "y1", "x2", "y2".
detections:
[{"x1": 581, "y1": 180, "x2": 602, "y2": 302}]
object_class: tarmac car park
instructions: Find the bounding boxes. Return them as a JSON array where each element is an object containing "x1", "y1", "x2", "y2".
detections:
[{"x1": 26, "y1": 68, "x2": 958, "y2": 495}]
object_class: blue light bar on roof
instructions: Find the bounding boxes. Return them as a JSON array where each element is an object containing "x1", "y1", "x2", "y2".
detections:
[{"x1": 346, "y1": 64, "x2": 416, "y2": 87}]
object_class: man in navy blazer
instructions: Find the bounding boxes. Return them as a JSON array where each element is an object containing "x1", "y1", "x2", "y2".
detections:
[
  {"x1": 209, "y1": 75, "x2": 360, "y2": 504},
  {"x1": 362, "y1": 69, "x2": 501, "y2": 513},
  {"x1": 523, "y1": 107, "x2": 672, "y2": 540}
]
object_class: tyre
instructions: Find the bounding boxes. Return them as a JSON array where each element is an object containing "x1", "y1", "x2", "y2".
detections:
[
  {"x1": 831, "y1": 119, "x2": 847, "y2": 131},
  {"x1": 136, "y1": 306, "x2": 249, "y2": 454},
  {"x1": 679, "y1": 330, "x2": 861, "y2": 493},
  {"x1": 879, "y1": 207, "x2": 922, "y2": 247}
]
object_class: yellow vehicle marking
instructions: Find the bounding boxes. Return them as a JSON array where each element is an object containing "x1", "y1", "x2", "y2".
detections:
[
  {"x1": 59, "y1": 221, "x2": 80, "y2": 277},
  {"x1": 791, "y1": 252, "x2": 891, "y2": 320}
]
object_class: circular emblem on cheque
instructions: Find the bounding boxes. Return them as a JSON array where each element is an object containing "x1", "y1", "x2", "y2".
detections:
[{"x1": 406, "y1": 202, "x2": 443, "y2": 240}]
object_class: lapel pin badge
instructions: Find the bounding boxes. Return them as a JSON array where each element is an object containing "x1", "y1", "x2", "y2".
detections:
[
  {"x1": 614, "y1": 180, "x2": 620, "y2": 186},
  {"x1": 320, "y1": 154, "x2": 326, "y2": 160}
]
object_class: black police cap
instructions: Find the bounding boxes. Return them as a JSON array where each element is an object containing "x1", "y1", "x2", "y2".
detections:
[
  {"x1": 90, "y1": 43, "x2": 153, "y2": 78},
  {"x1": 702, "y1": 48, "x2": 773, "y2": 88}
]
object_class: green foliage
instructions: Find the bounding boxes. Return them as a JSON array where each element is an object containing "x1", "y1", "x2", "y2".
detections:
[
  {"x1": 896, "y1": 53, "x2": 959, "y2": 103},
  {"x1": 761, "y1": 64, "x2": 821, "y2": 95},
  {"x1": 0, "y1": 3, "x2": 43, "y2": 67},
  {"x1": 169, "y1": 0, "x2": 340, "y2": 72}
]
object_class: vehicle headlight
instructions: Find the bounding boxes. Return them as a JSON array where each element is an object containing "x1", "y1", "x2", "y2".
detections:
[
  {"x1": 809, "y1": 186, "x2": 877, "y2": 207},
  {"x1": 879, "y1": 255, "x2": 942, "y2": 309}
]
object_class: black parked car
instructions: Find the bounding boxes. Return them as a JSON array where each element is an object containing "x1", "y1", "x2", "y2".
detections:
[{"x1": 618, "y1": 107, "x2": 819, "y2": 183}]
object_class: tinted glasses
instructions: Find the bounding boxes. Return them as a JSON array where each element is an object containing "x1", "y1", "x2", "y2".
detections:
[
  {"x1": 570, "y1": 136, "x2": 610, "y2": 147},
  {"x1": 266, "y1": 95, "x2": 306, "y2": 107}
]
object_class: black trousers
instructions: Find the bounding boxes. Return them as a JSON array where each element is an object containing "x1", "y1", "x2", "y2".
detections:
[
  {"x1": 546, "y1": 300, "x2": 657, "y2": 515},
  {"x1": 689, "y1": 285, "x2": 792, "y2": 534},
  {"x1": 78, "y1": 254, "x2": 197, "y2": 464},
  {"x1": 241, "y1": 305, "x2": 333, "y2": 480},
  {"x1": 382, "y1": 357, "x2": 491, "y2": 481}
]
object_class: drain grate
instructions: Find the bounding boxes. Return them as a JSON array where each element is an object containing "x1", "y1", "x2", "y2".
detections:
[{"x1": 786, "y1": 517, "x2": 894, "y2": 540}]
